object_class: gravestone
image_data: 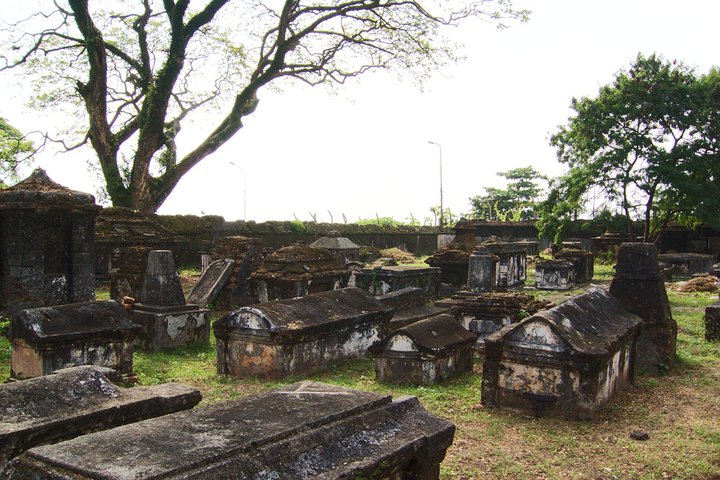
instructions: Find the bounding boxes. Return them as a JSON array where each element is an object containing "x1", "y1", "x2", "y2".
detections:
[
  {"x1": 209, "y1": 236, "x2": 263, "y2": 308},
  {"x1": 535, "y1": 260, "x2": 575, "y2": 290},
  {"x1": 353, "y1": 265, "x2": 440, "y2": 297},
  {"x1": 425, "y1": 246, "x2": 472, "y2": 288},
  {"x1": 371, "y1": 314, "x2": 477, "y2": 385},
  {"x1": 0, "y1": 365, "x2": 201, "y2": 469},
  {"x1": 131, "y1": 250, "x2": 209, "y2": 350},
  {"x1": 309, "y1": 230, "x2": 361, "y2": 266},
  {"x1": 376, "y1": 287, "x2": 448, "y2": 330},
  {"x1": 186, "y1": 258, "x2": 235, "y2": 308},
  {"x1": 554, "y1": 246, "x2": 594, "y2": 282},
  {"x1": 482, "y1": 288, "x2": 643, "y2": 419},
  {"x1": 215, "y1": 288, "x2": 393, "y2": 378},
  {"x1": 657, "y1": 253, "x2": 716, "y2": 278},
  {"x1": 435, "y1": 292, "x2": 551, "y2": 349},
  {"x1": 467, "y1": 246, "x2": 498, "y2": 292},
  {"x1": 609, "y1": 243, "x2": 677, "y2": 374},
  {"x1": 0, "y1": 169, "x2": 101, "y2": 311},
  {"x1": 249, "y1": 244, "x2": 350, "y2": 303},
  {"x1": 4, "y1": 381, "x2": 455, "y2": 480},
  {"x1": 8, "y1": 300, "x2": 141, "y2": 380},
  {"x1": 109, "y1": 245, "x2": 150, "y2": 301}
]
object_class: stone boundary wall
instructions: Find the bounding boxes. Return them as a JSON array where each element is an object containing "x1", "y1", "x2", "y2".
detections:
[{"x1": 155, "y1": 215, "x2": 446, "y2": 266}]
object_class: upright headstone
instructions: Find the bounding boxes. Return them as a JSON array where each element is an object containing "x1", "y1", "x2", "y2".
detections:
[
  {"x1": 467, "y1": 246, "x2": 498, "y2": 292},
  {"x1": 186, "y1": 258, "x2": 235, "y2": 308},
  {"x1": 609, "y1": 242, "x2": 677, "y2": 374},
  {"x1": 0, "y1": 169, "x2": 101, "y2": 311},
  {"x1": 131, "y1": 250, "x2": 209, "y2": 350}
]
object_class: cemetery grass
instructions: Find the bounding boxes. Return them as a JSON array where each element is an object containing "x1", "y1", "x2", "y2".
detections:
[{"x1": 0, "y1": 280, "x2": 718, "y2": 478}]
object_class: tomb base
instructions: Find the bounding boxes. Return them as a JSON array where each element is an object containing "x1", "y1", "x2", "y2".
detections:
[
  {"x1": 705, "y1": 304, "x2": 720, "y2": 342},
  {"x1": 132, "y1": 304, "x2": 210, "y2": 351}
]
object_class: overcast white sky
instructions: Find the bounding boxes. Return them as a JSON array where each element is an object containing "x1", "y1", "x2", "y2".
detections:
[{"x1": 2, "y1": 0, "x2": 719, "y2": 223}]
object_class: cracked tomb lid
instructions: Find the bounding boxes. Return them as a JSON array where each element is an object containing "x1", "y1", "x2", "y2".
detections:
[{"x1": 0, "y1": 168, "x2": 100, "y2": 211}]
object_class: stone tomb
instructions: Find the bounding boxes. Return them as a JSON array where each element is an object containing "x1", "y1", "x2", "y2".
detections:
[
  {"x1": 249, "y1": 244, "x2": 350, "y2": 303},
  {"x1": 132, "y1": 250, "x2": 209, "y2": 350},
  {"x1": 657, "y1": 252, "x2": 716, "y2": 278},
  {"x1": 4, "y1": 381, "x2": 455, "y2": 480},
  {"x1": 555, "y1": 246, "x2": 594, "y2": 282},
  {"x1": 483, "y1": 240, "x2": 527, "y2": 288},
  {"x1": 0, "y1": 365, "x2": 200, "y2": 469},
  {"x1": 435, "y1": 292, "x2": 551, "y2": 349},
  {"x1": 535, "y1": 260, "x2": 575, "y2": 290},
  {"x1": 0, "y1": 169, "x2": 101, "y2": 311},
  {"x1": 309, "y1": 230, "x2": 361, "y2": 266},
  {"x1": 214, "y1": 287, "x2": 393, "y2": 378},
  {"x1": 353, "y1": 265, "x2": 440, "y2": 297},
  {"x1": 186, "y1": 258, "x2": 235, "y2": 308},
  {"x1": 8, "y1": 300, "x2": 141, "y2": 380},
  {"x1": 370, "y1": 314, "x2": 478, "y2": 386},
  {"x1": 424, "y1": 246, "x2": 472, "y2": 288},
  {"x1": 610, "y1": 243, "x2": 677, "y2": 374},
  {"x1": 482, "y1": 288, "x2": 643, "y2": 419},
  {"x1": 376, "y1": 287, "x2": 448, "y2": 330},
  {"x1": 209, "y1": 236, "x2": 263, "y2": 308}
]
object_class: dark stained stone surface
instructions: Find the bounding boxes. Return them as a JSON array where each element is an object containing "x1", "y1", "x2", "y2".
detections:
[
  {"x1": 0, "y1": 169, "x2": 99, "y2": 211},
  {"x1": 0, "y1": 365, "x2": 201, "y2": 469},
  {"x1": 373, "y1": 314, "x2": 478, "y2": 356},
  {"x1": 139, "y1": 250, "x2": 186, "y2": 307},
  {"x1": 186, "y1": 258, "x2": 235, "y2": 307},
  {"x1": 376, "y1": 287, "x2": 448, "y2": 330},
  {"x1": 487, "y1": 288, "x2": 643, "y2": 357},
  {"x1": 610, "y1": 243, "x2": 677, "y2": 374},
  {"x1": 9, "y1": 300, "x2": 141, "y2": 345},
  {"x1": 4, "y1": 381, "x2": 455, "y2": 479},
  {"x1": 215, "y1": 287, "x2": 393, "y2": 339},
  {"x1": 555, "y1": 247, "x2": 594, "y2": 282}
]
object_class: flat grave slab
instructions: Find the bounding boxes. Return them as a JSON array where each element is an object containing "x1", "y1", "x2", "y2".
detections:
[
  {"x1": 0, "y1": 365, "x2": 201, "y2": 469},
  {"x1": 4, "y1": 381, "x2": 455, "y2": 480}
]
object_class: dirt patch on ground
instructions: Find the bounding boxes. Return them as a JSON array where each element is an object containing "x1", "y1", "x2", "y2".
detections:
[{"x1": 671, "y1": 275, "x2": 719, "y2": 293}]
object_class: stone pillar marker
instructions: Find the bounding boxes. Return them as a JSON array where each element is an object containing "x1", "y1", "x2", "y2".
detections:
[
  {"x1": 467, "y1": 246, "x2": 497, "y2": 292},
  {"x1": 609, "y1": 242, "x2": 677, "y2": 374},
  {"x1": 131, "y1": 250, "x2": 209, "y2": 350},
  {"x1": 704, "y1": 266, "x2": 720, "y2": 342}
]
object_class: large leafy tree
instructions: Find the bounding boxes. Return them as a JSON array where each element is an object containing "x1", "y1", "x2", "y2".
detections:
[
  {"x1": 542, "y1": 54, "x2": 720, "y2": 242},
  {"x1": 0, "y1": 117, "x2": 34, "y2": 187},
  {"x1": 1, "y1": 0, "x2": 527, "y2": 212},
  {"x1": 469, "y1": 166, "x2": 547, "y2": 221}
]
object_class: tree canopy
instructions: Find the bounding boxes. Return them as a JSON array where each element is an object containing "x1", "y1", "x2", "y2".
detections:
[
  {"x1": 539, "y1": 54, "x2": 720, "y2": 242},
  {"x1": 0, "y1": 117, "x2": 33, "y2": 187},
  {"x1": 469, "y1": 166, "x2": 547, "y2": 221},
  {"x1": 1, "y1": 0, "x2": 527, "y2": 212}
]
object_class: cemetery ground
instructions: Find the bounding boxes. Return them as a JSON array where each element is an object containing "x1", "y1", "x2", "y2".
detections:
[{"x1": 0, "y1": 263, "x2": 718, "y2": 479}]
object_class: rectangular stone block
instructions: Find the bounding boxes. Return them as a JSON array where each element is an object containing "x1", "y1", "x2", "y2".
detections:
[
  {"x1": 0, "y1": 365, "x2": 201, "y2": 469},
  {"x1": 132, "y1": 305, "x2": 210, "y2": 351},
  {"x1": 3, "y1": 381, "x2": 455, "y2": 480}
]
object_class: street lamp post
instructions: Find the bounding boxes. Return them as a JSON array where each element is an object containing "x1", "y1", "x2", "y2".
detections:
[
  {"x1": 228, "y1": 161, "x2": 247, "y2": 221},
  {"x1": 427, "y1": 140, "x2": 444, "y2": 228}
]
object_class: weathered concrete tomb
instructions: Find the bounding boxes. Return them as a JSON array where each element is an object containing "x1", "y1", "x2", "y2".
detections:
[
  {"x1": 3, "y1": 381, "x2": 455, "y2": 479},
  {"x1": 0, "y1": 169, "x2": 100, "y2": 312},
  {"x1": 657, "y1": 252, "x2": 716, "y2": 278},
  {"x1": 186, "y1": 258, "x2": 235, "y2": 308},
  {"x1": 481, "y1": 288, "x2": 643, "y2": 419},
  {"x1": 466, "y1": 245, "x2": 499, "y2": 292},
  {"x1": 371, "y1": 314, "x2": 478, "y2": 386},
  {"x1": 354, "y1": 265, "x2": 440, "y2": 296},
  {"x1": 0, "y1": 365, "x2": 201, "y2": 469},
  {"x1": 435, "y1": 292, "x2": 551, "y2": 349},
  {"x1": 425, "y1": 245, "x2": 471, "y2": 288},
  {"x1": 109, "y1": 245, "x2": 150, "y2": 302},
  {"x1": 131, "y1": 250, "x2": 209, "y2": 350},
  {"x1": 214, "y1": 287, "x2": 393, "y2": 378},
  {"x1": 706, "y1": 302, "x2": 720, "y2": 342},
  {"x1": 309, "y1": 230, "x2": 361, "y2": 266},
  {"x1": 249, "y1": 244, "x2": 350, "y2": 303},
  {"x1": 554, "y1": 246, "x2": 594, "y2": 282},
  {"x1": 483, "y1": 240, "x2": 527, "y2": 288},
  {"x1": 8, "y1": 300, "x2": 141, "y2": 380},
  {"x1": 609, "y1": 243, "x2": 677, "y2": 374},
  {"x1": 376, "y1": 287, "x2": 448, "y2": 330},
  {"x1": 535, "y1": 260, "x2": 575, "y2": 290}
]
